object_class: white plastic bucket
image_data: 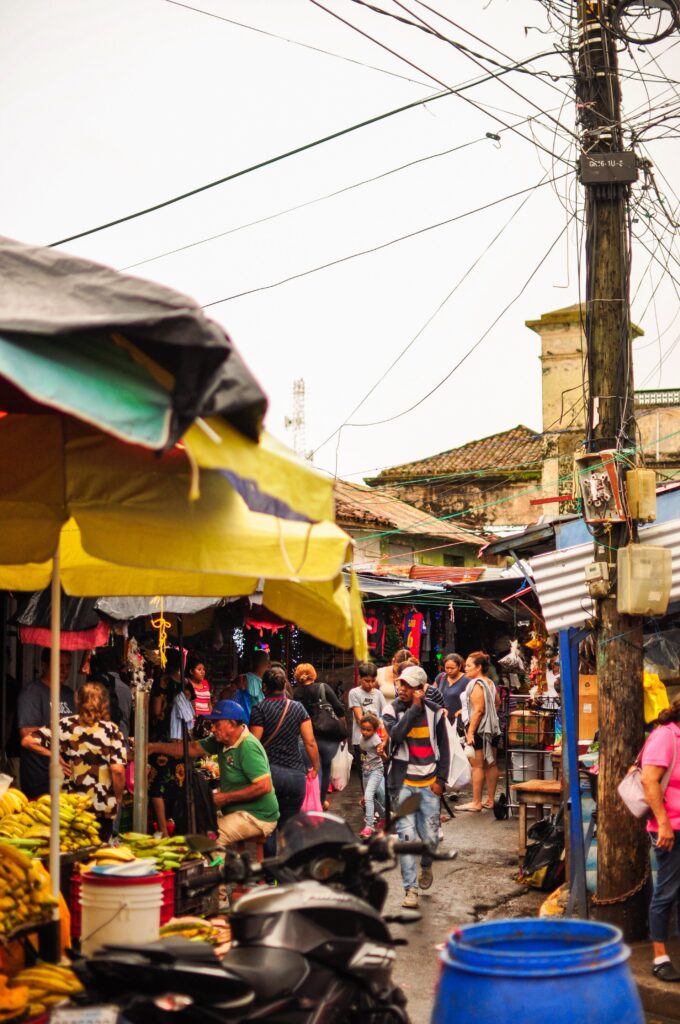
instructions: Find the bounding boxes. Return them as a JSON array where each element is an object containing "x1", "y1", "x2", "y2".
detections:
[{"x1": 80, "y1": 873, "x2": 163, "y2": 955}]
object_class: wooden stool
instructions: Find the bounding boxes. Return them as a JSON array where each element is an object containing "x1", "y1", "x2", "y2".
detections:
[{"x1": 510, "y1": 779, "x2": 562, "y2": 857}]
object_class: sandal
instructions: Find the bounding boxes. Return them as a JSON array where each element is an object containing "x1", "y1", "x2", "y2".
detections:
[{"x1": 457, "y1": 803, "x2": 484, "y2": 812}]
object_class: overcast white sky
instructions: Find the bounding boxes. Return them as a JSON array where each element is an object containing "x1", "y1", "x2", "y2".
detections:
[{"x1": 2, "y1": 0, "x2": 679, "y2": 480}]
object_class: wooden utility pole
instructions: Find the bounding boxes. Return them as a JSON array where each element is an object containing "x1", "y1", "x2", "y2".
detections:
[{"x1": 576, "y1": 0, "x2": 647, "y2": 938}]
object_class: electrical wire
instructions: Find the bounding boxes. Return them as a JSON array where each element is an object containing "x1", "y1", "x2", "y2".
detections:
[
  {"x1": 310, "y1": 151, "x2": 572, "y2": 457},
  {"x1": 160, "y1": 0, "x2": 436, "y2": 88},
  {"x1": 307, "y1": 0, "x2": 577, "y2": 167},
  {"x1": 203, "y1": 172, "x2": 569, "y2": 308},
  {"x1": 345, "y1": 215, "x2": 573, "y2": 428},
  {"x1": 119, "y1": 106, "x2": 556, "y2": 273}
]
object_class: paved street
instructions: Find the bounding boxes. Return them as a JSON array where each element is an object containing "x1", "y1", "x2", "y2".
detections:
[{"x1": 334, "y1": 774, "x2": 542, "y2": 1024}]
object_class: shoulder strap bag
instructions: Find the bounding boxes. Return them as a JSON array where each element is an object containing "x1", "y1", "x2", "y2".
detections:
[
  {"x1": 618, "y1": 727, "x2": 677, "y2": 819},
  {"x1": 263, "y1": 700, "x2": 292, "y2": 748}
]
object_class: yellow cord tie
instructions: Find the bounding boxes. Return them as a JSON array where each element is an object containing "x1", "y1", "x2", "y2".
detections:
[{"x1": 151, "y1": 599, "x2": 171, "y2": 669}]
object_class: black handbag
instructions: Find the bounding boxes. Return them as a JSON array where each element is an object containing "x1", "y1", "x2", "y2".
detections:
[{"x1": 310, "y1": 684, "x2": 347, "y2": 741}]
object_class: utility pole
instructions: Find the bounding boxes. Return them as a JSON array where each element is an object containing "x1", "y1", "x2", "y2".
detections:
[{"x1": 576, "y1": 0, "x2": 647, "y2": 938}]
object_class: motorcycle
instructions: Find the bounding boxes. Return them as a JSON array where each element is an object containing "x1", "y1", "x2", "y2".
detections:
[{"x1": 62, "y1": 796, "x2": 456, "y2": 1024}]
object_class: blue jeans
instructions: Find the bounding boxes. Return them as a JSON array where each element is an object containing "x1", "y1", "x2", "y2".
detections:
[
  {"x1": 313, "y1": 736, "x2": 339, "y2": 807},
  {"x1": 363, "y1": 768, "x2": 385, "y2": 828},
  {"x1": 394, "y1": 784, "x2": 440, "y2": 891},
  {"x1": 649, "y1": 831, "x2": 680, "y2": 942},
  {"x1": 265, "y1": 764, "x2": 306, "y2": 857}
]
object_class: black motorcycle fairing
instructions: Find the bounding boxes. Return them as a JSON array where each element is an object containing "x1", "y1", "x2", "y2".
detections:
[
  {"x1": 73, "y1": 942, "x2": 254, "y2": 1006},
  {"x1": 230, "y1": 881, "x2": 393, "y2": 956},
  {"x1": 221, "y1": 947, "x2": 309, "y2": 1003}
]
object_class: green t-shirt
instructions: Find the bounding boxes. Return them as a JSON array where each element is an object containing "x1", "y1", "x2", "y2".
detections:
[{"x1": 200, "y1": 730, "x2": 279, "y2": 823}]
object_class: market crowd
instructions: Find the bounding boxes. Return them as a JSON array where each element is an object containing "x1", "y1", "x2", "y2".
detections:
[{"x1": 7, "y1": 642, "x2": 505, "y2": 910}]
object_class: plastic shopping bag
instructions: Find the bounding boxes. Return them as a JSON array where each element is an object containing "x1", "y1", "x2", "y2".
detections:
[
  {"x1": 301, "y1": 774, "x2": 323, "y2": 813},
  {"x1": 330, "y1": 742, "x2": 353, "y2": 792},
  {"x1": 446, "y1": 719, "x2": 472, "y2": 790}
]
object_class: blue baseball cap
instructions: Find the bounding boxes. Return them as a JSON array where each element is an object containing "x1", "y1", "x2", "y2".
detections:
[{"x1": 203, "y1": 699, "x2": 247, "y2": 723}]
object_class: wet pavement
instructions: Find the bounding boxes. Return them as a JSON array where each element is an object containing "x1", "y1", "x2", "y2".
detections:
[{"x1": 332, "y1": 774, "x2": 542, "y2": 1024}]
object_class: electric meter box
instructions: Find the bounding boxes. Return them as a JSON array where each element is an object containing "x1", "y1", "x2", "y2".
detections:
[
  {"x1": 625, "y1": 468, "x2": 657, "y2": 522},
  {"x1": 617, "y1": 544, "x2": 672, "y2": 616}
]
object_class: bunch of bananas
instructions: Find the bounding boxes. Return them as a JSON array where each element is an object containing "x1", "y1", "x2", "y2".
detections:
[
  {"x1": 0, "y1": 791, "x2": 28, "y2": 821},
  {"x1": 118, "y1": 833, "x2": 202, "y2": 871},
  {"x1": 8, "y1": 964, "x2": 83, "y2": 1017},
  {"x1": 78, "y1": 846, "x2": 137, "y2": 872},
  {"x1": 0, "y1": 844, "x2": 57, "y2": 937},
  {"x1": 0, "y1": 795, "x2": 100, "y2": 857},
  {"x1": 160, "y1": 917, "x2": 221, "y2": 943}
]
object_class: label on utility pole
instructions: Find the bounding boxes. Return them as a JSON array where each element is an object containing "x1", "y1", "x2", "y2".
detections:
[{"x1": 580, "y1": 152, "x2": 638, "y2": 184}]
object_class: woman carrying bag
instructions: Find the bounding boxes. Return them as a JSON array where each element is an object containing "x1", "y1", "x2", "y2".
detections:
[
  {"x1": 250, "y1": 667, "x2": 320, "y2": 854},
  {"x1": 292, "y1": 663, "x2": 346, "y2": 810},
  {"x1": 641, "y1": 698, "x2": 680, "y2": 982}
]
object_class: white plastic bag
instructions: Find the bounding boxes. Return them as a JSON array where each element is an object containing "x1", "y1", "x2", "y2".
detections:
[
  {"x1": 446, "y1": 720, "x2": 472, "y2": 790},
  {"x1": 330, "y1": 742, "x2": 353, "y2": 792}
]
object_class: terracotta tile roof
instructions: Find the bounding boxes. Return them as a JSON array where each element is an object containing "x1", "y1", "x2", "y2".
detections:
[
  {"x1": 365, "y1": 425, "x2": 543, "y2": 483},
  {"x1": 334, "y1": 480, "x2": 485, "y2": 545}
]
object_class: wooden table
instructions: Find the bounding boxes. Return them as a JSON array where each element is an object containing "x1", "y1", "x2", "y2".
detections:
[{"x1": 510, "y1": 779, "x2": 563, "y2": 856}]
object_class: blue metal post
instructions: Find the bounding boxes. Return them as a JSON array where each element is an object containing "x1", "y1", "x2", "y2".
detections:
[{"x1": 560, "y1": 627, "x2": 588, "y2": 917}]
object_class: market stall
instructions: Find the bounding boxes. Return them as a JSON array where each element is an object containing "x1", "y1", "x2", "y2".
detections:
[{"x1": 0, "y1": 236, "x2": 367, "y2": 967}]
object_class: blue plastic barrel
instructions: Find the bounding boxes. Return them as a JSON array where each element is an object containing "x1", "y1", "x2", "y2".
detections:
[{"x1": 431, "y1": 918, "x2": 643, "y2": 1024}]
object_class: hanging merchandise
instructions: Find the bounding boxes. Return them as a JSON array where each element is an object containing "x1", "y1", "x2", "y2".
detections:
[
  {"x1": 499, "y1": 640, "x2": 526, "y2": 672},
  {"x1": 364, "y1": 607, "x2": 387, "y2": 658},
  {"x1": 403, "y1": 610, "x2": 426, "y2": 660},
  {"x1": 643, "y1": 671, "x2": 670, "y2": 724},
  {"x1": 643, "y1": 633, "x2": 680, "y2": 683},
  {"x1": 151, "y1": 600, "x2": 170, "y2": 669}
]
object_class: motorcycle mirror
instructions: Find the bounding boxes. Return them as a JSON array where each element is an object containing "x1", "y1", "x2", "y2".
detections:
[
  {"x1": 383, "y1": 909, "x2": 422, "y2": 925},
  {"x1": 184, "y1": 834, "x2": 220, "y2": 855},
  {"x1": 394, "y1": 794, "x2": 421, "y2": 820}
]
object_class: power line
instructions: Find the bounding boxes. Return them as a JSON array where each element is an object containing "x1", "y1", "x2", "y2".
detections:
[
  {"x1": 48, "y1": 40, "x2": 566, "y2": 250},
  {"x1": 307, "y1": 0, "x2": 577, "y2": 166},
  {"x1": 202, "y1": 172, "x2": 569, "y2": 307},
  {"x1": 159, "y1": 0, "x2": 436, "y2": 88},
  {"x1": 119, "y1": 111, "x2": 546, "y2": 273},
  {"x1": 347, "y1": 215, "x2": 573, "y2": 428},
  {"x1": 310, "y1": 153, "x2": 571, "y2": 457}
]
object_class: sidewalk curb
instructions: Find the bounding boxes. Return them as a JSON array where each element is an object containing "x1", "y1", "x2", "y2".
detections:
[{"x1": 629, "y1": 939, "x2": 680, "y2": 1021}]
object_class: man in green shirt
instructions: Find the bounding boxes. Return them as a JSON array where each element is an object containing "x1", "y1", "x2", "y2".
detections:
[{"x1": 148, "y1": 699, "x2": 279, "y2": 847}]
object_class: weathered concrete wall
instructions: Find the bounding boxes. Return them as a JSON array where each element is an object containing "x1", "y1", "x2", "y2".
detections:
[{"x1": 384, "y1": 478, "x2": 541, "y2": 531}]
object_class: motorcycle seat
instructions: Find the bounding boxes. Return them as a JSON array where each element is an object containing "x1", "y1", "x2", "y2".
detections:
[{"x1": 223, "y1": 947, "x2": 309, "y2": 1002}]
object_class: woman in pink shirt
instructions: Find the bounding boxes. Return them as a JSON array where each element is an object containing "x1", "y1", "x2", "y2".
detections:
[
  {"x1": 186, "y1": 654, "x2": 212, "y2": 719},
  {"x1": 641, "y1": 699, "x2": 680, "y2": 982}
]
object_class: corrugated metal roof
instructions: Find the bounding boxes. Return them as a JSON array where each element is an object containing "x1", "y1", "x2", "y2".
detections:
[
  {"x1": 335, "y1": 480, "x2": 484, "y2": 544},
  {"x1": 529, "y1": 516, "x2": 680, "y2": 632}
]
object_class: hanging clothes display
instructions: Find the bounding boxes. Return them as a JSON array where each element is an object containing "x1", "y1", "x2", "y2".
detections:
[{"x1": 403, "y1": 610, "x2": 426, "y2": 660}]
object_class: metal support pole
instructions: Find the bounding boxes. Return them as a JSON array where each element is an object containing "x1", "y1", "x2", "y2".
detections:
[
  {"x1": 133, "y1": 688, "x2": 148, "y2": 833},
  {"x1": 560, "y1": 628, "x2": 588, "y2": 917},
  {"x1": 49, "y1": 547, "x2": 61, "y2": 903}
]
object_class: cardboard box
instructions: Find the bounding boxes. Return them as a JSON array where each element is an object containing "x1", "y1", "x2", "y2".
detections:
[
  {"x1": 579, "y1": 674, "x2": 598, "y2": 741},
  {"x1": 508, "y1": 710, "x2": 547, "y2": 749}
]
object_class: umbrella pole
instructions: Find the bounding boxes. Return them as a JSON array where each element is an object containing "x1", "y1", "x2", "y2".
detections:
[
  {"x1": 133, "y1": 688, "x2": 148, "y2": 833},
  {"x1": 49, "y1": 547, "x2": 61, "y2": 904}
]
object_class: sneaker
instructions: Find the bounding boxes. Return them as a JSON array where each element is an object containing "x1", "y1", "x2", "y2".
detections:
[
  {"x1": 359, "y1": 826, "x2": 374, "y2": 838},
  {"x1": 418, "y1": 865, "x2": 433, "y2": 890},
  {"x1": 402, "y1": 887, "x2": 419, "y2": 908}
]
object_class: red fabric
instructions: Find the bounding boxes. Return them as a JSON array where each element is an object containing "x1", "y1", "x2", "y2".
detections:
[{"x1": 19, "y1": 619, "x2": 110, "y2": 650}]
